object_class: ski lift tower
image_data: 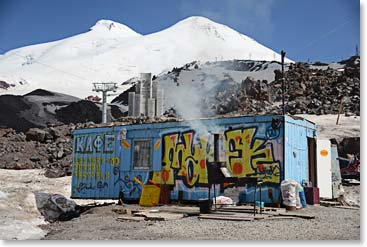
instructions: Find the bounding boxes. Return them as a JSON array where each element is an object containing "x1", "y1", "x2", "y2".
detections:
[{"x1": 92, "y1": 82, "x2": 118, "y2": 123}]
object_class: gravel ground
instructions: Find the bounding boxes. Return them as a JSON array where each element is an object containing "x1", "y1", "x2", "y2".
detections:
[
  {"x1": 0, "y1": 169, "x2": 360, "y2": 240},
  {"x1": 42, "y1": 204, "x2": 360, "y2": 240}
]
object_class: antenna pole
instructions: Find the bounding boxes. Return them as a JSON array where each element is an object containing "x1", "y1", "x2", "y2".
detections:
[{"x1": 281, "y1": 50, "x2": 286, "y2": 115}]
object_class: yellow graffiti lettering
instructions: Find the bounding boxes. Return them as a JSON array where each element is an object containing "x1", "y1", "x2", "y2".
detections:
[
  {"x1": 225, "y1": 128, "x2": 280, "y2": 183},
  {"x1": 108, "y1": 157, "x2": 120, "y2": 166},
  {"x1": 72, "y1": 158, "x2": 111, "y2": 181},
  {"x1": 153, "y1": 131, "x2": 213, "y2": 187}
]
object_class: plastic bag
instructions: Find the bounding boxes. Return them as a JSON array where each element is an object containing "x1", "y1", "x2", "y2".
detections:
[
  {"x1": 280, "y1": 179, "x2": 298, "y2": 207},
  {"x1": 213, "y1": 196, "x2": 233, "y2": 206}
]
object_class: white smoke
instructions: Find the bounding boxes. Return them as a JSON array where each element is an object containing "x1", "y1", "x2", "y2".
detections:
[{"x1": 169, "y1": 78, "x2": 215, "y2": 136}]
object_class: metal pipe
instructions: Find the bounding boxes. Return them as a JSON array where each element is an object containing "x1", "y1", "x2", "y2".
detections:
[
  {"x1": 254, "y1": 185, "x2": 257, "y2": 216},
  {"x1": 259, "y1": 182, "x2": 262, "y2": 214}
]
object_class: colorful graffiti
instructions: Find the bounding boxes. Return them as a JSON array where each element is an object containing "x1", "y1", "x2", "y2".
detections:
[
  {"x1": 152, "y1": 131, "x2": 214, "y2": 188},
  {"x1": 73, "y1": 163, "x2": 110, "y2": 180},
  {"x1": 74, "y1": 180, "x2": 108, "y2": 193},
  {"x1": 73, "y1": 155, "x2": 120, "y2": 180},
  {"x1": 72, "y1": 123, "x2": 283, "y2": 200},
  {"x1": 150, "y1": 126, "x2": 281, "y2": 188},
  {"x1": 224, "y1": 127, "x2": 280, "y2": 183}
]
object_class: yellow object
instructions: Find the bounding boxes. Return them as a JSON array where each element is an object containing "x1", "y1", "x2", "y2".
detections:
[
  {"x1": 133, "y1": 177, "x2": 143, "y2": 186},
  {"x1": 139, "y1": 185, "x2": 161, "y2": 207},
  {"x1": 121, "y1": 140, "x2": 130, "y2": 149},
  {"x1": 320, "y1": 149, "x2": 329, "y2": 157},
  {"x1": 154, "y1": 140, "x2": 161, "y2": 150}
]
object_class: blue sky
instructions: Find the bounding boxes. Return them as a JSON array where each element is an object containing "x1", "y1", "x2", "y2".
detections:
[{"x1": 0, "y1": 0, "x2": 360, "y2": 62}]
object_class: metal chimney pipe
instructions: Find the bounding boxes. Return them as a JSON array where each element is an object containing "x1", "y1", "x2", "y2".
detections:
[{"x1": 213, "y1": 134, "x2": 220, "y2": 162}]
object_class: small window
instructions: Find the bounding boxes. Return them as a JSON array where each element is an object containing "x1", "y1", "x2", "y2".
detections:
[{"x1": 133, "y1": 140, "x2": 151, "y2": 170}]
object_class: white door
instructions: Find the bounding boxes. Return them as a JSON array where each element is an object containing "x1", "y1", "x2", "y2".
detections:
[{"x1": 316, "y1": 139, "x2": 332, "y2": 199}]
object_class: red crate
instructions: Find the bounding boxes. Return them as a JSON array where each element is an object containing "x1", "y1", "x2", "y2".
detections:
[{"x1": 304, "y1": 187, "x2": 320, "y2": 205}]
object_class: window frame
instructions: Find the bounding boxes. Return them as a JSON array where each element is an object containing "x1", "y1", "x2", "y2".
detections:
[{"x1": 132, "y1": 139, "x2": 152, "y2": 170}]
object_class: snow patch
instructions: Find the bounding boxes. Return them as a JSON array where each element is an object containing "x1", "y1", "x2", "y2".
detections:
[{"x1": 0, "y1": 191, "x2": 7, "y2": 200}]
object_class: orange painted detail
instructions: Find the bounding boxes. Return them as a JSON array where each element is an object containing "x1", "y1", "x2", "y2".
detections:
[
  {"x1": 161, "y1": 169, "x2": 170, "y2": 183},
  {"x1": 245, "y1": 134, "x2": 250, "y2": 143},
  {"x1": 233, "y1": 162, "x2": 243, "y2": 175},
  {"x1": 121, "y1": 140, "x2": 130, "y2": 149},
  {"x1": 223, "y1": 182, "x2": 234, "y2": 188},
  {"x1": 257, "y1": 163, "x2": 264, "y2": 172},
  {"x1": 320, "y1": 149, "x2": 329, "y2": 156},
  {"x1": 149, "y1": 179, "x2": 160, "y2": 188},
  {"x1": 200, "y1": 160, "x2": 206, "y2": 169},
  {"x1": 154, "y1": 140, "x2": 161, "y2": 150}
]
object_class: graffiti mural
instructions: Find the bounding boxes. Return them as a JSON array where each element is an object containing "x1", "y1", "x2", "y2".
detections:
[
  {"x1": 224, "y1": 127, "x2": 280, "y2": 183},
  {"x1": 112, "y1": 166, "x2": 145, "y2": 197},
  {"x1": 151, "y1": 130, "x2": 214, "y2": 188},
  {"x1": 150, "y1": 126, "x2": 281, "y2": 189},
  {"x1": 72, "y1": 121, "x2": 284, "y2": 200}
]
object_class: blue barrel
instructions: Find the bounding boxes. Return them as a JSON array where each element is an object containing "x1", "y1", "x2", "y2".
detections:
[{"x1": 299, "y1": 191, "x2": 307, "y2": 208}]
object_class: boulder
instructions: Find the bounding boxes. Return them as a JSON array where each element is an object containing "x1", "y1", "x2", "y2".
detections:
[
  {"x1": 26, "y1": 128, "x2": 48, "y2": 143},
  {"x1": 34, "y1": 192, "x2": 80, "y2": 222},
  {"x1": 44, "y1": 168, "x2": 65, "y2": 178}
]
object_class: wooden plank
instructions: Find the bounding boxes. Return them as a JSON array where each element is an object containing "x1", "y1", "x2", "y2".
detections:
[
  {"x1": 320, "y1": 201, "x2": 341, "y2": 207},
  {"x1": 267, "y1": 216, "x2": 295, "y2": 220},
  {"x1": 198, "y1": 215, "x2": 254, "y2": 221},
  {"x1": 158, "y1": 205, "x2": 200, "y2": 214},
  {"x1": 133, "y1": 212, "x2": 147, "y2": 218},
  {"x1": 333, "y1": 206, "x2": 359, "y2": 210},
  {"x1": 216, "y1": 208, "x2": 285, "y2": 216},
  {"x1": 145, "y1": 216, "x2": 165, "y2": 221},
  {"x1": 116, "y1": 216, "x2": 145, "y2": 222},
  {"x1": 279, "y1": 213, "x2": 315, "y2": 219}
]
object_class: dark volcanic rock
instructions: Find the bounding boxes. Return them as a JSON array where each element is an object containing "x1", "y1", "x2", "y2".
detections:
[
  {"x1": 44, "y1": 168, "x2": 66, "y2": 178},
  {"x1": 337, "y1": 137, "x2": 360, "y2": 158},
  {"x1": 25, "y1": 128, "x2": 48, "y2": 142},
  {"x1": 111, "y1": 85, "x2": 135, "y2": 105},
  {"x1": 24, "y1": 89, "x2": 55, "y2": 97},
  {"x1": 0, "y1": 95, "x2": 36, "y2": 132},
  {"x1": 205, "y1": 56, "x2": 359, "y2": 117},
  {"x1": 55, "y1": 100, "x2": 102, "y2": 124},
  {"x1": 110, "y1": 105, "x2": 126, "y2": 119}
]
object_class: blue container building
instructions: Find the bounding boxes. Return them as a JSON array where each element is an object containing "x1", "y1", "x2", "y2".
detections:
[{"x1": 71, "y1": 114, "x2": 316, "y2": 205}]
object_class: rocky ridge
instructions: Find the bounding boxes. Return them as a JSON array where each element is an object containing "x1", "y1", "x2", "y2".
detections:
[{"x1": 206, "y1": 56, "x2": 360, "y2": 117}]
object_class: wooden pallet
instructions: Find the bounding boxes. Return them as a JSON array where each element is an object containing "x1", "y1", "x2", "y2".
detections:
[{"x1": 215, "y1": 206, "x2": 286, "y2": 215}]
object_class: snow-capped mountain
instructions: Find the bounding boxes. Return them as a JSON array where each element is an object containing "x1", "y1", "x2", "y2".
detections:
[{"x1": 0, "y1": 16, "x2": 292, "y2": 99}]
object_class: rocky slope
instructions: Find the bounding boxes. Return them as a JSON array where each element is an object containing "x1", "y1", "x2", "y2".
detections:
[
  {"x1": 0, "y1": 89, "x2": 125, "y2": 132},
  {"x1": 112, "y1": 56, "x2": 359, "y2": 119}
]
